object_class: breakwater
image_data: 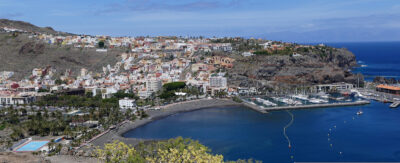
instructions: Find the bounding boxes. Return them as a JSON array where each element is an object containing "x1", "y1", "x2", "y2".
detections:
[{"x1": 254, "y1": 100, "x2": 370, "y2": 112}]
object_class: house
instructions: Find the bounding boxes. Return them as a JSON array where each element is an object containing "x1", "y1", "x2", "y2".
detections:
[
  {"x1": 242, "y1": 52, "x2": 254, "y2": 57},
  {"x1": 292, "y1": 53, "x2": 302, "y2": 57},
  {"x1": 191, "y1": 63, "x2": 208, "y2": 72}
]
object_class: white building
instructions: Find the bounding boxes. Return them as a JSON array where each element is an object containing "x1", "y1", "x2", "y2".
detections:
[
  {"x1": 242, "y1": 52, "x2": 254, "y2": 57},
  {"x1": 209, "y1": 76, "x2": 227, "y2": 88},
  {"x1": 119, "y1": 97, "x2": 136, "y2": 110}
]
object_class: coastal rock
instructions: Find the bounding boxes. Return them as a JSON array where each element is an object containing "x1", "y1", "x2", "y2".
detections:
[
  {"x1": 373, "y1": 76, "x2": 398, "y2": 84},
  {"x1": 228, "y1": 47, "x2": 360, "y2": 90}
]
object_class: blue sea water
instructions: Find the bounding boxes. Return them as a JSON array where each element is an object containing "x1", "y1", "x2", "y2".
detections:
[
  {"x1": 124, "y1": 102, "x2": 400, "y2": 162},
  {"x1": 327, "y1": 42, "x2": 400, "y2": 81},
  {"x1": 124, "y1": 42, "x2": 400, "y2": 162}
]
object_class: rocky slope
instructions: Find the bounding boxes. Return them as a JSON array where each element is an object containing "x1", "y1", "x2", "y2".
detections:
[
  {"x1": 0, "y1": 33, "x2": 122, "y2": 80},
  {"x1": 228, "y1": 48, "x2": 363, "y2": 90},
  {"x1": 0, "y1": 19, "x2": 70, "y2": 35}
]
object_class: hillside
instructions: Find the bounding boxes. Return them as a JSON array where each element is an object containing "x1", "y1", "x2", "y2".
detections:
[
  {"x1": 0, "y1": 19, "x2": 362, "y2": 88},
  {"x1": 227, "y1": 47, "x2": 363, "y2": 90},
  {"x1": 0, "y1": 33, "x2": 122, "y2": 80},
  {"x1": 0, "y1": 19, "x2": 71, "y2": 35}
]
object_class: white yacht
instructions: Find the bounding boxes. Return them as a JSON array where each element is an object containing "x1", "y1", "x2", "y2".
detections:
[
  {"x1": 309, "y1": 98, "x2": 328, "y2": 104},
  {"x1": 317, "y1": 92, "x2": 330, "y2": 99},
  {"x1": 292, "y1": 94, "x2": 309, "y2": 101}
]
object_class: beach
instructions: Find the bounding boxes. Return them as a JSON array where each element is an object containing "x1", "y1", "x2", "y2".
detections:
[{"x1": 89, "y1": 99, "x2": 241, "y2": 148}]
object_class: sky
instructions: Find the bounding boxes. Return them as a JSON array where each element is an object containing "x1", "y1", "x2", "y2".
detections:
[{"x1": 1, "y1": 0, "x2": 400, "y2": 42}]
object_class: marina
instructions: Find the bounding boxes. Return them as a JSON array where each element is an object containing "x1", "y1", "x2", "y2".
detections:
[
  {"x1": 243, "y1": 91, "x2": 372, "y2": 113},
  {"x1": 245, "y1": 99, "x2": 370, "y2": 112}
]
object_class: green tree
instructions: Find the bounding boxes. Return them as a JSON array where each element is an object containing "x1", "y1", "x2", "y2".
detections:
[{"x1": 98, "y1": 41, "x2": 105, "y2": 48}]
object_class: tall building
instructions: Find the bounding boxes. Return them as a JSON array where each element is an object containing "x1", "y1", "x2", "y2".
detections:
[
  {"x1": 210, "y1": 76, "x2": 227, "y2": 88},
  {"x1": 146, "y1": 78, "x2": 162, "y2": 92}
]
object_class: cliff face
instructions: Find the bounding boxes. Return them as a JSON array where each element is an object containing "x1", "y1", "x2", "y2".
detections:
[{"x1": 228, "y1": 48, "x2": 362, "y2": 90}]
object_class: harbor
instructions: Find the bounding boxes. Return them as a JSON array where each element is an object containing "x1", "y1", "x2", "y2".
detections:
[
  {"x1": 244, "y1": 98, "x2": 370, "y2": 112},
  {"x1": 258, "y1": 100, "x2": 370, "y2": 111}
]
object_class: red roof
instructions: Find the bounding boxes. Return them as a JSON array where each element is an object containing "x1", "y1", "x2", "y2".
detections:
[{"x1": 376, "y1": 84, "x2": 400, "y2": 91}]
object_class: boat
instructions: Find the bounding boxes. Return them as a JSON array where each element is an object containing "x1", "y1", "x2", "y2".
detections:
[
  {"x1": 256, "y1": 97, "x2": 277, "y2": 106},
  {"x1": 317, "y1": 92, "x2": 330, "y2": 99},
  {"x1": 356, "y1": 109, "x2": 363, "y2": 115},
  {"x1": 275, "y1": 97, "x2": 302, "y2": 105},
  {"x1": 390, "y1": 101, "x2": 400, "y2": 108},
  {"x1": 309, "y1": 98, "x2": 328, "y2": 104},
  {"x1": 291, "y1": 94, "x2": 310, "y2": 101}
]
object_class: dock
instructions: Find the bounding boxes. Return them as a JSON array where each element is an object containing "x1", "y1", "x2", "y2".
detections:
[
  {"x1": 243, "y1": 103, "x2": 269, "y2": 114},
  {"x1": 244, "y1": 100, "x2": 370, "y2": 113}
]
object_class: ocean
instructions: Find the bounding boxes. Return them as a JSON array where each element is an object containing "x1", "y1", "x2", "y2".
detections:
[
  {"x1": 327, "y1": 42, "x2": 400, "y2": 81},
  {"x1": 124, "y1": 42, "x2": 400, "y2": 162}
]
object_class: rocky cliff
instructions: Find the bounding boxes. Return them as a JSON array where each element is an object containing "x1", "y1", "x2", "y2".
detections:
[{"x1": 228, "y1": 47, "x2": 363, "y2": 90}]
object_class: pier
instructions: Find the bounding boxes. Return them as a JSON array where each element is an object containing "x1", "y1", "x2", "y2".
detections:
[
  {"x1": 244, "y1": 100, "x2": 370, "y2": 113},
  {"x1": 243, "y1": 103, "x2": 269, "y2": 113}
]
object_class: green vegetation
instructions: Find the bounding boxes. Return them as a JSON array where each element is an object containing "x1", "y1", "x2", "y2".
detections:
[
  {"x1": 159, "y1": 82, "x2": 186, "y2": 100},
  {"x1": 232, "y1": 96, "x2": 243, "y2": 103},
  {"x1": 55, "y1": 79, "x2": 67, "y2": 85},
  {"x1": 0, "y1": 122, "x2": 6, "y2": 131},
  {"x1": 98, "y1": 41, "x2": 105, "y2": 48},
  {"x1": 113, "y1": 91, "x2": 138, "y2": 100},
  {"x1": 95, "y1": 137, "x2": 261, "y2": 163},
  {"x1": 35, "y1": 91, "x2": 137, "y2": 108},
  {"x1": 253, "y1": 51, "x2": 270, "y2": 55},
  {"x1": 163, "y1": 82, "x2": 186, "y2": 91},
  {"x1": 0, "y1": 91, "x2": 143, "y2": 147},
  {"x1": 210, "y1": 37, "x2": 263, "y2": 52},
  {"x1": 254, "y1": 47, "x2": 294, "y2": 56},
  {"x1": 36, "y1": 94, "x2": 118, "y2": 108},
  {"x1": 0, "y1": 104, "x2": 136, "y2": 147},
  {"x1": 38, "y1": 88, "x2": 49, "y2": 92}
]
